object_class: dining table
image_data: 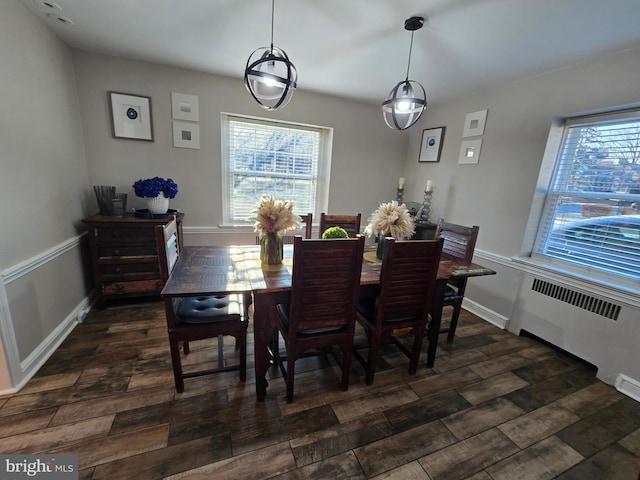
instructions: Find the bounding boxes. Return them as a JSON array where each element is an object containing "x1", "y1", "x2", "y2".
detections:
[{"x1": 161, "y1": 243, "x2": 496, "y2": 401}]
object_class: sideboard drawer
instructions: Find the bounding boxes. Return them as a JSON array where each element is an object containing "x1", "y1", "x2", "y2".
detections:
[{"x1": 82, "y1": 212, "x2": 184, "y2": 309}]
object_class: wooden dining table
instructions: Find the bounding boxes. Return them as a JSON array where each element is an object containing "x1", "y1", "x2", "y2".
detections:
[{"x1": 161, "y1": 243, "x2": 496, "y2": 401}]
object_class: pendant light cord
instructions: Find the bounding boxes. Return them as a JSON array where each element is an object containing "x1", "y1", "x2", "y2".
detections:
[
  {"x1": 270, "y1": 0, "x2": 275, "y2": 49},
  {"x1": 405, "y1": 31, "x2": 414, "y2": 81}
]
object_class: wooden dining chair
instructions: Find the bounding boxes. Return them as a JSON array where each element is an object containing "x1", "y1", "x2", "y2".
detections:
[
  {"x1": 155, "y1": 216, "x2": 249, "y2": 393},
  {"x1": 354, "y1": 237, "x2": 443, "y2": 385},
  {"x1": 274, "y1": 235, "x2": 365, "y2": 403},
  {"x1": 319, "y1": 212, "x2": 361, "y2": 238},
  {"x1": 434, "y1": 220, "x2": 480, "y2": 342},
  {"x1": 255, "y1": 213, "x2": 313, "y2": 244}
]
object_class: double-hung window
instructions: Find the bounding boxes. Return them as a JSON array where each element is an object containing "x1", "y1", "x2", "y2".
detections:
[
  {"x1": 532, "y1": 108, "x2": 640, "y2": 283},
  {"x1": 221, "y1": 113, "x2": 331, "y2": 225}
]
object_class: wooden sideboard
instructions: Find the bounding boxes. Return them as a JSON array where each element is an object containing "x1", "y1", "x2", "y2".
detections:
[{"x1": 82, "y1": 212, "x2": 184, "y2": 309}]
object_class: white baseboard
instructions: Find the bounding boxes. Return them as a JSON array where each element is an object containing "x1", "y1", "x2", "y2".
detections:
[
  {"x1": 13, "y1": 296, "x2": 92, "y2": 391},
  {"x1": 615, "y1": 374, "x2": 640, "y2": 403},
  {"x1": 462, "y1": 297, "x2": 509, "y2": 330}
]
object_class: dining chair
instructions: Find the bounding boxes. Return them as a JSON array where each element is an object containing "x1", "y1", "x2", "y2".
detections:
[
  {"x1": 319, "y1": 212, "x2": 361, "y2": 238},
  {"x1": 354, "y1": 237, "x2": 443, "y2": 385},
  {"x1": 255, "y1": 212, "x2": 313, "y2": 244},
  {"x1": 274, "y1": 235, "x2": 365, "y2": 403},
  {"x1": 434, "y1": 220, "x2": 480, "y2": 342},
  {"x1": 155, "y1": 216, "x2": 249, "y2": 393}
]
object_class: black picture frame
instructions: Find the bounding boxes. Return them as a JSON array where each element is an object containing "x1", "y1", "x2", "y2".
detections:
[{"x1": 419, "y1": 126, "x2": 445, "y2": 162}]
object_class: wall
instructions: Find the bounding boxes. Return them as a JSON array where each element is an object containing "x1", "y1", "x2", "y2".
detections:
[
  {"x1": 402, "y1": 45, "x2": 640, "y2": 395},
  {"x1": 72, "y1": 50, "x2": 409, "y2": 244},
  {"x1": 0, "y1": 1, "x2": 92, "y2": 391}
]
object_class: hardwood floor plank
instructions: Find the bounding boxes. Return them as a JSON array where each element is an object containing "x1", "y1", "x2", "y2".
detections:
[
  {"x1": 290, "y1": 412, "x2": 392, "y2": 467},
  {"x1": 510, "y1": 355, "x2": 577, "y2": 383},
  {"x1": 163, "y1": 441, "x2": 296, "y2": 480},
  {"x1": 497, "y1": 402, "x2": 580, "y2": 448},
  {"x1": 457, "y1": 372, "x2": 529, "y2": 405},
  {"x1": 355, "y1": 420, "x2": 457, "y2": 478},
  {"x1": 468, "y1": 352, "x2": 534, "y2": 379},
  {"x1": 0, "y1": 407, "x2": 57, "y2": 438},
  {"x1": 270, "y1": 450, "x2": 366, "y2": 480},
  {"x1": 419, "y1": 428, "x2": 519, "y2": 480},
  {"x1": 16, "y1": 372, "x2": 81, "y2": 394},
  {"x1": 368, "y1": 461, "x2": 431, "y2": 480},
  {"x1": 485, "y1": 435, "x2": 583, "y2": 480},
  {"x1": 408, "y1": 367, "x2": 481, "y2": 398},
  {"x1": 331, "y1": 384, "x2": 420, "y2": 424},
  {"x1": 555, "y1": 442, "x2": 640, "y2": 480},
  {"x1": 442, "y1": 397, "x2": 524, "y2": 440},
  {"x1": 554, "y1": 381, "x2": 625, "y2": 418},
  {"x1": 0, "y1": 415, "x2": 115, "y2": 453},
  {"x1": 619, "y1": 427, "x2": 640, "y2": 457},
  {"x1": 384, "y1": 390, "x2": 471, "y2": 433}
]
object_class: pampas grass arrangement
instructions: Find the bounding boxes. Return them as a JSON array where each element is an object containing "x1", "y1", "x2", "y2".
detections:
[
  {"x1": 364, "y1": 200, "x2": 415, "y2": 239},
  {"x1": 249, "y1": 195, "x2": 301, "y2": 234}
]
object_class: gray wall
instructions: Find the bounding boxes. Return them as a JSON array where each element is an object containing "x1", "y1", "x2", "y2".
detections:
[
  {"x1": 0, "y1": 1, "x2": 91, "y2": 390},
  {"x1": 401, "y1": 45, "x2": 640, "y2": 390}
]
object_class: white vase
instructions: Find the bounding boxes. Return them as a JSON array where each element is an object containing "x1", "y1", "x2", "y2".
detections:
[{"x1": 146, "y1": 192, "x2": 169, "y2": 214}]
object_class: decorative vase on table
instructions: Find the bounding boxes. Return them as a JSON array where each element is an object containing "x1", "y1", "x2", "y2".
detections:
[
  {"x1": 146, "y1": 192, "x2": 169, "y2": 214},
  {"x1": 376, "y1": 234, "x2": 388, "y2": 259},
  {"x1": 260, "y1": 232, "x2": 284, "y2": 265}
]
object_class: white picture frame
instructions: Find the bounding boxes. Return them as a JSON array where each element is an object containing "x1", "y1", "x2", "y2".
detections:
[
  {"x1": 173, "y1": 121, "x2": 200, "y2": 149},
  {"x1": 109, "y1": 91, "x2": 153, "y2": 141},
  {"x1": 171, "y1": 92, "x2": 199, "y2": 121},
  {"x1": 419, "y1": 126, "x2": 446, "y2": 163},
  {"x1": 462, "y1": 109, "x2": 488, "y2": 137},
  {"x1": 458, "y1": 139, "x2": 482, "y2": 164}
]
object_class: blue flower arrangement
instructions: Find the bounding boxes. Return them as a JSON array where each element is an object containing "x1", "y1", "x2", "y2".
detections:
[{"x1": 132, "y1": 177, "x2": 178, "y2": 199}]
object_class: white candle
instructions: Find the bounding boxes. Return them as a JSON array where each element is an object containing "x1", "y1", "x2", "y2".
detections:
[
  {"x1": 398, "y1": 177, "x2": 405, "y2": 189},
  {"x1": 426, "y1": 180, "x2": 434, "y2": 192}
]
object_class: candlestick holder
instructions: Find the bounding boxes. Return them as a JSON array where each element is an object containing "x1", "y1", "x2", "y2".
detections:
[
  {"x1": 396, "y1": 187, "x2": 404, "y2": 204},
  {"x1": 418, "y1": 189, "x2": 433, "y2": 224}
]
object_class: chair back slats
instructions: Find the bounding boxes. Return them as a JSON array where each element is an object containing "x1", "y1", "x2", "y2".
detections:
[
  {"x1": 377, "y1": 239, "x2": 443, "y2": 321},
  {"x1": 319, "y1": 213, "x2": 362, "y2": 238},
  {"x1": 435, "y1": 221, "x2": 479, "y2": 262},
  {"x1": 155, "y1": 216, "x2": 179, "y2": 283},
  {"x1": 289, "y1": 236, "x2": 365, "y2": 332}
]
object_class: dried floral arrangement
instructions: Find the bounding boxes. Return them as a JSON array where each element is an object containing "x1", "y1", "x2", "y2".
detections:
[
  {"x1": 364, "y1": 200, "x2": 415, "y2": 239},
  {"x1": 249, "y1": 195, "x2": 301, "y2": 235}
]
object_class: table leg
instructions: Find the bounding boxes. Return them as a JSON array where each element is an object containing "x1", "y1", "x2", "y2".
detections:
[
  {"x1": 252, "y1": 290, "x2": 278, "y2": 401},
  {"x1": 426, "y1": 279, "x2": 446, "y2": 367}
]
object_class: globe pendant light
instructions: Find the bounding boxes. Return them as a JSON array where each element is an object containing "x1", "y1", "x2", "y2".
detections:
[
  {"x1": 382, "y1": 16, "x2": 427, "y2": 130},
  {"x1": 244, "y1": 0, "x2": 297, "y2": 111}
]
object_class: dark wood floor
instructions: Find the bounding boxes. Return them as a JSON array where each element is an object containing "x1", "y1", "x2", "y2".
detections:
[{"x1": 1, "y1": 301, "x2": 639, "y2": 480}]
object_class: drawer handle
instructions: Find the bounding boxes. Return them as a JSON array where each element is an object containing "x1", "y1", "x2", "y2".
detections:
[
  {"x1": 113, "y1": 249, "x2": 121, "y2": 258},
  {"x1": 115, "y1": 284, "x2": 125, "y2": 295}
]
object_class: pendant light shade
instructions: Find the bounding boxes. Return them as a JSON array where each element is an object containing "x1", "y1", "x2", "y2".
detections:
[
  {"x1": 244, "y1": 0, "x2": 297, "y2": 111},
  {"x1": 382, "y1": 16, "x2": 427, "y2": 130}
]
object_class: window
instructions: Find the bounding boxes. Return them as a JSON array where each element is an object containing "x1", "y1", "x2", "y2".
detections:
[
  {"x1": 221, "y1": 113, "x2": 331, "y2": 225},
  {"x1": 532, "y1": 109, "x2": 640, "y2": 282}
]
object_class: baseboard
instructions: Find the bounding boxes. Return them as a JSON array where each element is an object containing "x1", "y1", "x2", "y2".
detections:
[
  {"x1": 615, "y1": 374, "x2": 640, "y2": 402},
  {"x1": 462, "y1": 297, "x2": 509, "y2": 330},
  {"x1": 13, "y1": 296, "x2": 92, "y2": 391}
]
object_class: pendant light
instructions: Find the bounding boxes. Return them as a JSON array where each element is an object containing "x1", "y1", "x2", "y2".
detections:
[
  {"x1": 382, "y1": 16, "x2": 427, "y2": 130},
  {"x1": 244, "y1": 0, "x2": 297, "y2": 111}
]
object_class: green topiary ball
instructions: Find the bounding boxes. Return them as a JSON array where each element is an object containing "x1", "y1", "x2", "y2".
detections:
[{"x1": 322, "y1": 226, "x2": 349, "y2": 239}]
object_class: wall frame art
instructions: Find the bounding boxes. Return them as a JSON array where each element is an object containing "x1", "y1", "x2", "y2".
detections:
[
  {"x1": 171, "y1": 92, "x2": 199, "y2": 121},
  {"x1": 458, "y1": 139, "x2": 482, "y2": 164},
  {"x1": 109, "y1": 91, "x2": 153, "y2": 141},
  {"x1": 462, "y1": 109, "x2": 488, "y2": 137},
  {"x1": 419, "y1": 126, "x2": 445, "y2": 163},
  {"x1": 173, "y1": 121, "x2": 200, "y2": 149}
]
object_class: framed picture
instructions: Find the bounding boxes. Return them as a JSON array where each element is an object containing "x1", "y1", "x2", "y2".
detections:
[
  {"x1": 109, "y1": 92, "x2": 153, "y2": 141},
  {"x1": 419, "y1": 126, "x2": 445, "y2": 163},
  {"x1": 171, "y1": 92, "x2": 199, "y2": 121},
  {"x1": 458, "y1": 139, "x2": 482, "y2": 164},
  {"x1": 462, "y1": 109, "x2": 488, "y2": 137},
  {"x1": 173, "y1": 121, "x2": 200, "y2": 149}
]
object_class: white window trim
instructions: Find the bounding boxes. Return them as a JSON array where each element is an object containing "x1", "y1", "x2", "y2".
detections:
[{"x1": 220, "y1": 112, "x2": 332, "y2": 227}]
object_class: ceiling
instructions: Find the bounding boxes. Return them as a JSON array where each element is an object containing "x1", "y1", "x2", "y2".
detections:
[{"x1": 20, "y1": 0, "x2": 640, "y2": 106}]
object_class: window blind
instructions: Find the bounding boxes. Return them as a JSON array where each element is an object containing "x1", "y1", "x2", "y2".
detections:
[{"x1": 534, "y1": 109, "x2": 640, "y2": 281}]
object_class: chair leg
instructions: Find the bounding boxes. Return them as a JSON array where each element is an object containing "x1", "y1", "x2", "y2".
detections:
[
  {"x1": 446, "y1": 304, "x2": 462, "y2": 343},
  {"x1": 365, "y1": 338, "x2": 380, "y2": 385},
  {"x1": 340, "y1": 346, "x2": 352, "y2": 391},
  {"x1": 409, "y1": 329, "x2": 425, "y2": 374},
  {"x1": 285, "y1": 357, "x2": 295, "y2": 403},
  {"x1": 239, "y1": 332, "x2": 247, "y2": 381},
  {"x1": 183, "y1": 341, "x2": 190, "y2": 355},
  {"x1": 169, "y1": 338, "x2": 185, "y2": 393}
]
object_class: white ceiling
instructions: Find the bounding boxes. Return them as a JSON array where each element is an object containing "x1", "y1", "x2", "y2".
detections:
[{"x1": 20, "y1": 0, "x2": 640, "y2": 106}]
